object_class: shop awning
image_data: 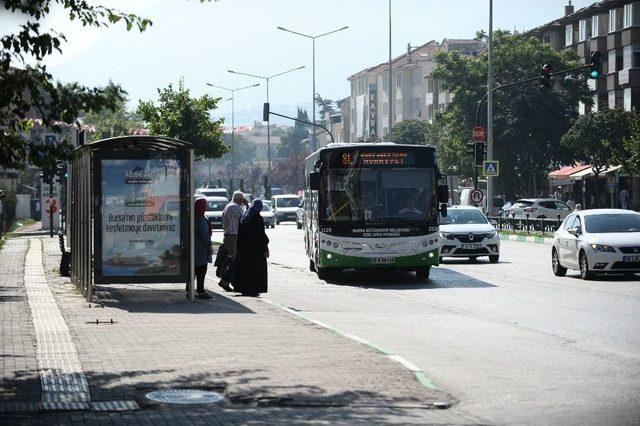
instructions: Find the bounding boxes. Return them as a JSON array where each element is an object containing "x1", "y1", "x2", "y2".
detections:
[
  {"x1": 570, "y1": 165, "x2": 622, "y2": 180},
  {"x1": 548, "y1": 164, "x2": 591, "y2": 179}
]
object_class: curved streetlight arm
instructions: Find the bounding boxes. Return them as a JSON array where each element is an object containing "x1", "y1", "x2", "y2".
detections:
[
  {"x1": 277, "y1": 26, "x2": 313, "y2": 39},
  {"x1": 269, "y1": 65, "x2": 305, "y2": 79},
  {"x1": 228, "y1": 70, "x2": 266, "y2": 80},
  {"x1": 315, "y1": 25, "x2": 349, "y2": 39},
  {"x1": 206, "y1": 82, "x2": 232, "y2": 92}
]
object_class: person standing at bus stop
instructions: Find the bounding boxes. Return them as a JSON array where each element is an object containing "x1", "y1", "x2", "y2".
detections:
[
  {"x1": 234, "y1": 198, "x2": 269, "y2": 297},
  {"x1": 219, "y1": 191, "x2": 245, "y2": 292},
  {"x1": 194, "y1": 198, "x2": 213, "y2": 299}
]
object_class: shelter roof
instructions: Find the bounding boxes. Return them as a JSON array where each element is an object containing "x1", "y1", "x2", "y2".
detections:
[{"x1": 80, "y1": 135, "x2": 193, "y2": 152}]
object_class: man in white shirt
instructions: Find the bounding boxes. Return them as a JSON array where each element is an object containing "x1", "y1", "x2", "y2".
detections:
[{"x1": 219, "y1": 191, "x2": 245, "y2": 291}]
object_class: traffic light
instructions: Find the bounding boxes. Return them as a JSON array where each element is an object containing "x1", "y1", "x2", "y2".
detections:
[
  {"x1": 589, "y1": 51, "x2": 602, "y2": 79},
  {"x1": 467, "y1": 141, "x2": 475, "y2": 158},
  {"x1": 41, "y1": 170, "x2": 53, "y2": 185},
  {"x1": 540, "y1": 64, "x2": 552, "y2": 89},
  {"x1": 474, "y1": 142, "x2": 486, "y2": 166},
  {"x1": 55, "y1": 161, "x2": 68, "y2": 184}
]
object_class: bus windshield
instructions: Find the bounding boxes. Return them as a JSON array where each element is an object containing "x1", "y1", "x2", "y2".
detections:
[{"x1": 322, "y1": 168, "x2": 437, "y2": 224}]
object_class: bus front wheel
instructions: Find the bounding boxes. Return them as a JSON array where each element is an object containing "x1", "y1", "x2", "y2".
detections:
[
  {"x1": 416, "y1": 267, "x2": 430, "y2": 280},
  {"x1": 309, "y1": 258, "x2": 316, "y2": 272},
  {"x1": 317, "y1": 267, "x2": 336, "y2": 281}
]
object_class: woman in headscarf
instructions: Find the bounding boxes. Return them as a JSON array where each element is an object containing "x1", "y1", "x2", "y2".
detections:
[
  {"x1": 193, "y1": 197, "x2": 213, "y2": 299},
  {"x1": 234, "y1": 198, "x2": 269, "y2": 297}
]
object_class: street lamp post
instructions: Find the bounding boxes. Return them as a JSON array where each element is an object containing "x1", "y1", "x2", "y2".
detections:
[
  {"x1": 206, "y1": 82, "x2": 260, "y2": 186},
  {"x1": 487, "y1": 0, "x2": 495, "y2": 216},
  {"x1": 227, "y1": 65, "x2": 305, "y2": 182},
  {"x1": 277, "y1": 25, "x2": 348, "y2": 151}
]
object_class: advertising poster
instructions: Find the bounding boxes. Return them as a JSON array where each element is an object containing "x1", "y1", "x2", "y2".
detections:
[{"x1": 100, "y1": 158, "x2": 182, "y2": 277}]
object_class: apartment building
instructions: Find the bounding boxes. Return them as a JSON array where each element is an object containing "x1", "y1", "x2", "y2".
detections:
[
  {"x1": 526, "y1": 0, "x2": 640, "y2": 113},
  {"x1": 344, "y1": 38, "x2": 480, "y2": 143}
]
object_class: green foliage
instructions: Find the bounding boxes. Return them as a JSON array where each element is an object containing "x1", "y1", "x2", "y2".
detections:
[
  {"x1": 218, "y1": 133, "x2": 256, "y2": 166},
  {"x1": 277, "y1": 108, "x2": 309, "y2": 158},
  {"x1": 137, "y1": 79, "x2": 226, "y2": 159},
  {"x1": 272, "y1": 154, "x2": 305, "y2": 192},
  {"x1": 624, "y1": 120, "x2": 640, "y2": 175},
  {"x1": 0, "y1": 185, "x2": 16, "y2": 226},
  {"x1": 0, "y1": 0, "x2": 157, "y2": 169},
  {"x1": 424, "y1": 111, "x2": 474, "y2": 177},
  {"x1": 82, "y1": 85, "x2": 143, "y2": 142},
  {"x1": 315, "y1": 94, "x2": 334, "y2": 118},
  {"x1": 390, "y1": 120, "x2": 429, "y2": 145},
  {"x1": 433, "y1": 30, "x2": 592, "y2": 197}
]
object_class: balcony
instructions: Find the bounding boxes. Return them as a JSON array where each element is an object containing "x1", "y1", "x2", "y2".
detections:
[
  {"x1": 621, "y1": 26, "x2": 640, "y2": 46},
  {"x1": 608, "y1": 32, "x2": 622, "y2": 50}
]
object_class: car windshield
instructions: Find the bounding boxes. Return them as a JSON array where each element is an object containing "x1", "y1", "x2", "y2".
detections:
[
  {"x1": 206, "y1": 201, "x2": 225, "y2": 211},
  {"x1": 323, "y1": 168, "x2": 436, "y2": 223},
  {"x1": 440, "y1": 209, "x2": 488, "y2": 225},
  {"x1": 512, "y1": 200, "x2": 533, "y2": 208},
  {"x1": 276, "y1": 198, "x2": 300, "y2": 208},
  {"x1": 584, "y1": 214, "x2": 640, "y2": 233}
]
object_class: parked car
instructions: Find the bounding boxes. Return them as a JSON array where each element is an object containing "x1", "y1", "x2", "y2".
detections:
[
  {"x1": 262, "y1": 202, "x2": 275, "y2": 228},
  {"x1": 439, "y1": 206, "x2": 500, "y2": 263},
  {"x1": 196, "y1": 187, "x2": 229, "y2": 200},
  {"x1": 296, "y1": 198, "x2": 305, "y2": 229},
  {"x1": 551, "y1": 209, "x2": 640, "y2": 280},
  {"x1": 203, "y1": 196, "x2": 228, "y2": 229},
  {"x1": 508, "y1": 198, "x2": 572, "y2": 219},
  {"x1": 272, "y1": 194, "x2": 301, "y2": 224}
]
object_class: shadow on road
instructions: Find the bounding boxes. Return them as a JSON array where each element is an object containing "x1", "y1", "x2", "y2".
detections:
[{"x1": 326, "y1": 268, "x2": 497, "y2": 290}]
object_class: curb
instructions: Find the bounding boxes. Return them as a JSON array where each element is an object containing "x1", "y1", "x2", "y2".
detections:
[
  {"x1": 260, "y1": 297, "x2": 447, "y2": 401},
  {"x1": 499, "y1": 233, "x2": 553, "y2": 245}
]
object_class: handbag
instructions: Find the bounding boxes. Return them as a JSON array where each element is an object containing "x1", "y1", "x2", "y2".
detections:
[{"x1": 214, "y1": 244, "x2": 227, "y2": 277}]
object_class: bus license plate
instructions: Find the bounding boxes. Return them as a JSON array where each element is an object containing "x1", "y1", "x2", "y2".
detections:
[
  {"x1": 371, "y1": 258, "x2": 395, "y2": 264},
  {"x1": 623, "y1": 255, "x2": 640, "y2": 262},
  {"x1": 462, "y1": 244, "x2": 482, "y2": 249}
]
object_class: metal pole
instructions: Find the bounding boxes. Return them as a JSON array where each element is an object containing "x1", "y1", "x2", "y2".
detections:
[
  {"x1": 231, "y1": 92, "x2": 235, "y2": 185},
  {"x1": 487, "y1": 0, "x2": 494, "y2": 215},
  {"x1": 312, "y1": 38, "x2": 317, "y2": 151},
  {"x1": 49, "y1": 180, "x2": 53, "y2": 238},
  {"x1": 388, "y1": 0, "x2": 393, "y2": 141},
  {"x1": 189, "y1": 150, "x2": 195, "y2": 301},
  {"x1": 266, "y1": 78, "x2": 272, "y2": 182}
]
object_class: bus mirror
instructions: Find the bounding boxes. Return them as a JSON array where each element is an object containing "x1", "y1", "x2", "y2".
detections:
[
  {"x1": 437, "y1": 185, "x2": 449, "y2": 203},
  {"x1": 439, "y1": 203, "x2": 448, "y2": 217},
  {"x1": 309, "y1": 172, "x2": 320, "y2": 191}
]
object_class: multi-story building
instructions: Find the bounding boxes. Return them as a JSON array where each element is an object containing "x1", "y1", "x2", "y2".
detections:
[
  {"x1": 344, "y1": 38, "x2": 481, "y2": 143},
  {"x1": 527, "y1": 0, "x2": 640, "y2": 113}
]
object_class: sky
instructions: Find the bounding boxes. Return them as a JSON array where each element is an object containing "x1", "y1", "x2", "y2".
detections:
[{"x1": 2, "y1": 0, "x2": 595, "y2": 125}]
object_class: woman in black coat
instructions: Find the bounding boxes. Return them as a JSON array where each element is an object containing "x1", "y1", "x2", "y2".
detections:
[{"x1": 235, "y1": 199, "x2": 269, "y2": 296}]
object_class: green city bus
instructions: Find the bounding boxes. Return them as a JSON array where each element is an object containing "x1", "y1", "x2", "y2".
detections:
[{"x1": 303, "y1": 143, "x2": 449, "y2": 280}]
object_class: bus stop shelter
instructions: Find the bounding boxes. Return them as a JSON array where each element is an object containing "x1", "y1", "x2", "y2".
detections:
[{"x1": 70, "y1": 136, "x2": 196, "y2": 301}]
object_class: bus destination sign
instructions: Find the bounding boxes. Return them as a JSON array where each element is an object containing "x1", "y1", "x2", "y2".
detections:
[{"x1": 341, "y1": 151, "x2": 412, "y2": 167}]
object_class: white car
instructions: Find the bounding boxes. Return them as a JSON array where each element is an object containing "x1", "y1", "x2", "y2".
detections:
[
  {"x1": 552, "y1": 209, "x2": 640, "y2": 280},
  {"x1": 508, "y1": 198, "x2": 572, "y2": 219},
  {"x1": 439, "y1": 206, "x2": 500, "y2": 263},
  {"x1": 203, "y1": 196, "x2": 228, "y2": 229},
  {"x1": 196, "y1": 187, "x2": 229, "y2": 200},
  {"x1": 262, "y1": 202, "x2": 275, "y2": 228},
  {"x1": 272, "y1": 194, "x2": 301, "y2": 224}
]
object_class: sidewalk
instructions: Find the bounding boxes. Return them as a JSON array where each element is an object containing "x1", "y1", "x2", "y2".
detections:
[{"x1": 0, "y1": 237, "x2": 481, "y2": 425}]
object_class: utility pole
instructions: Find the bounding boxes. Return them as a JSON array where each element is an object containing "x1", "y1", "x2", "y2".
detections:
[
  {"x1": 486, "y1": 0, "x2": 495, "y2": 215},
  {"x1": 388, "y1": 0, "x2": 393, "y2": 141}
]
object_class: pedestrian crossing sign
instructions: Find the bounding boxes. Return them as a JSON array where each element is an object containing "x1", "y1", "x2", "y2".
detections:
[{"x1": 483, "y1": 161, "x2": 499, "y2": 177}]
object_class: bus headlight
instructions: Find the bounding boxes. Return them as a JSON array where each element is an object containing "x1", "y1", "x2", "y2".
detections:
[{"x1": 440, "y1": 232, "x2": 455, "y2": 240}]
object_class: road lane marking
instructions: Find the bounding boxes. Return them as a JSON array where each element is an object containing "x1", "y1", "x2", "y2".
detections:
[{"x1": 259, "y1": 297, "x2": 441, "y2": 393}]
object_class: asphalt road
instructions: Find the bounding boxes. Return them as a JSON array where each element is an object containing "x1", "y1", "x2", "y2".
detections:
[{"x1": 212, "y1": 223, "x2": 640, "y2": 425}]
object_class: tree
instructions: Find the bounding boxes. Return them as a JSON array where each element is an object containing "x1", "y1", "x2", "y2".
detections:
[
  {"x1": 137, "y1": 78, "x2": 225, "y2": 159},
  {"x1": 82, "y1": 86, "x2": 143, "y2": 142},
  {"x1": 433, "y1": 30, "x2": 592, "y2": 197},
  {"x1": 0, "y1": 0, "x2": 156, "y2": 169},
  {"x1": 272, "y1": 154, "x2": 305, "y2": 193},
  {"x1": 561, "y1": 108, "x2": 636, "y2": 206},
  {"x1": 277, "y1": 108, "x2": 309, "y2": 158},
  {"x1": 624, "y1": 120, "x2": 640, "y2": 176},
  {"x1": 315, "y1": 94, "x2": 334, "y2": 118},
  {"x1": 390, "y1": 120, "x2": 429, "y2": 145},
  {"x1": 424, "y1": 112, "x2": 474, "y2": 177},
  {"x1": 218, "y1": 133, "x2": 256, "y2": 167}
]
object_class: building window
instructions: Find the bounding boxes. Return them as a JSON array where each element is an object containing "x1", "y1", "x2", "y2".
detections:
[
  {"x1": 565, "y1": 24, "x2": 573, "y2": 46},
  {"x1": 426, "y1": 77, "x2": 434, "y2": 93},
  {"x1": 411, "y1": 97, "x2": 420, "y2": 117},
  {"x1": 609, "y1": 50, "x2": 617, "y2": 74},
  {"x1": 358, "y1": 80, "x2": 364, "y2": 95},
  {"x1": 382, "y1": 101, "x2": 389, "y2": 115},
  {"x1": 396, "y1": 73, "x2": 402, "y2": 88},
  {"x1": 543, "y1": 34, "x2": 551, "y2": 44},
  {"x1": 624, "y1": 3, "x2": 640, "y2": 28},
  {"x1": 412, "y1": 69, "x2": 421, "y2": 87},
  {"x1": 610, "y1": 8, "x2": 619, "y2": 32},
  {"x1": 382, "y1": 75, "x2": 388, "y2": 92},
  {"x1": 592, "y1": 14, "x2": 608, "y2": 37},
  {"x1": 623, "y1": 44, "x2": 640, "y2": 69},
  {"x1": 578, "y1": 19, "x2": 590, "y2": 42}
]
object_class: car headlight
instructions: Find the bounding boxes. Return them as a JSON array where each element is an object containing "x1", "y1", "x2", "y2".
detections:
[
  {"x1": 591, "y1": 244, "x2": 616, "y2": 253},
  {"x1": 488, "y1": 231, "x2": 498, "y2": 239},
  {"x1": 440, "y1": 232, "x2": 455, "y2": 240}
]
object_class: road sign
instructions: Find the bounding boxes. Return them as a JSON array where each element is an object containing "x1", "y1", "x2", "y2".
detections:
[
  {"x1": 607, "y1": 176, "x2": 616, "y2": 192},
  {"x1": 483, "y1": 161, "x2": 499, "y2": 177},
  {"x1": 472, "y1": 126, "x2": 485, "y2": 142},
  {"x1": 470, "y1": 188, "x2": 484, "y2": 204}
]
